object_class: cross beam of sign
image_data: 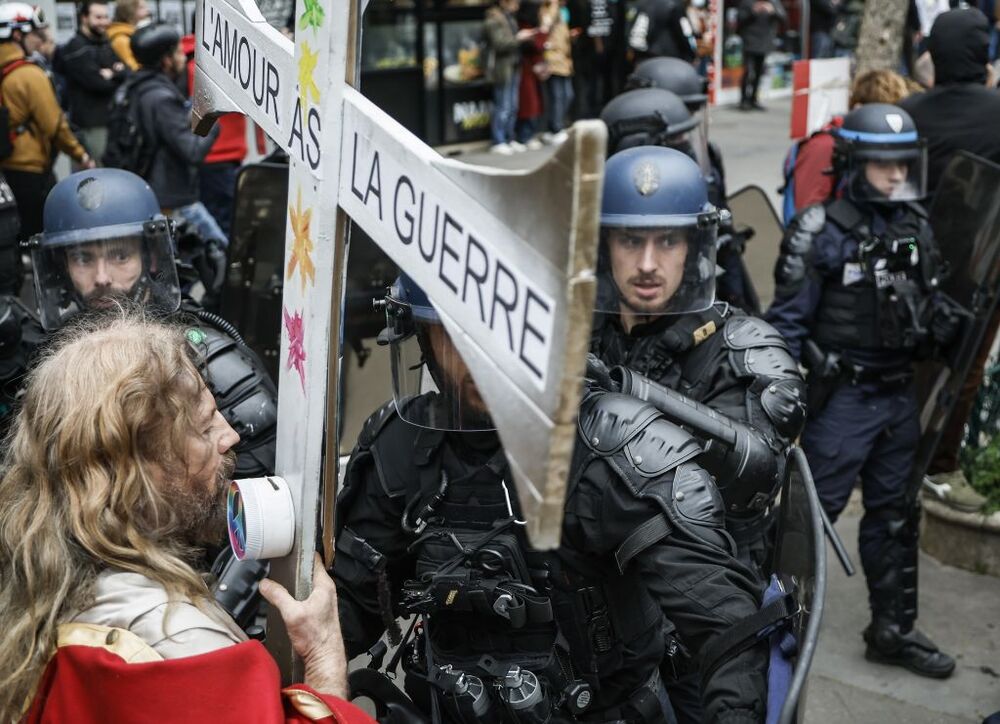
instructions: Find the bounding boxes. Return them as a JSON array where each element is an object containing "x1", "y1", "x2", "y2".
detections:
[{"x1": 193, "y1": 0, "x2": 605, "y2": 680}]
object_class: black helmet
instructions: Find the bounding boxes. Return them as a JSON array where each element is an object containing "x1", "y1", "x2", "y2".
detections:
[
  {"x1": 131, "y1": 23, "x2": 180, "y2": 68},
  {"x1": 833, "y1": 103, "x2": 927, "y2": 203},
  {"x1": 600, "y1": 88, "x2": 699, "y2": 157},
  {"x1": 625, "y1": 57, "x2": 709, "y2": 110},
  {"x1": 28, "y1": 169, "x2": 180, "y2": 329},
  {"x1": 378, "y1": 273, "x2": 493, "y2": 432}
]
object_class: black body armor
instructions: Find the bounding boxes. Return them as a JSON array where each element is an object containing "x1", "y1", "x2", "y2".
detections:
[{"x1": 335, "y1": 393, "x2": 768, "y2": 723}]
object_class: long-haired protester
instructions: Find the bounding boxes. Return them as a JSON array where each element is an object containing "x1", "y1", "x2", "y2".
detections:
[{"x1": 0, "y1": 308, "x2": 372, "y2": 723}]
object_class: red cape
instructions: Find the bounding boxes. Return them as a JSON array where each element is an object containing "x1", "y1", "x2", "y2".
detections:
[{"x1": 24, "y1": 639, "x2": 375, "y2": 724}]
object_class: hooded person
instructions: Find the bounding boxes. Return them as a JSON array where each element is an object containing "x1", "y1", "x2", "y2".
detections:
[
  {"x1": 899, "y1": 6, "x2": 1000, "y2": 511},
  {"x1": 900, "y1": 7, "x2": 1000, "y2": 196}
]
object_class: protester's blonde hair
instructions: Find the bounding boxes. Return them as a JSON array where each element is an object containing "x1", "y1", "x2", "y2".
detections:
[
  {"x1": 850, "y1": 69, "x2": 912, "y2": 107},
  {"x1": 0, "y1": 307, "x2": 212, "y2": 719},
  {"x1": 112, "y1": 0, "x2": 142, "y2": 24}
]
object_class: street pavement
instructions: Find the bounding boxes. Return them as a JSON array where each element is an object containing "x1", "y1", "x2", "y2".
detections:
[{"x1": 457, "y1": 97, "x2": 1000, "y2": 721}]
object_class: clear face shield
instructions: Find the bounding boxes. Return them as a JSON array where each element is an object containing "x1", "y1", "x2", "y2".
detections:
[
  {"x1": 687, "y1": 106, "x2": 711, "y2": 177},
  {"x1": 380, "y1": 294, "x2": 495, "y2": 432},
  {"x1": 595, "y1": 212, "x2": 721, "y2": 323},
  {"x1": 29, "y1": 219, "x2": 181, "y2": 330},
  {"x1": 844, "y1": 143, "x2": 928, "y2": 203}
]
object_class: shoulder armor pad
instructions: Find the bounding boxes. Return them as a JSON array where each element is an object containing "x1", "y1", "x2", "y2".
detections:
[
  {"x1": 624, "y1": 417, "x2": 704, "y2": 478},
  {"x1": 776, "y1": 206, "x2": 824, "y2": 290},
  {"x1": 367, "y1": 411, "x2": 423, "y2": 499},
  {"x1": 826, "y1": 198, "x2": 865, "y2": 232},
  {"x1": 672, "y1": 462, "x2": 726, "y2": 529},
  {"x1": 189, "y1": 323, "x2": 278, "y2": 476},
  {"x1": 578, "y1": 391, "x2": 662, "y2": 455},
  {"x1": 724, "y1": 316, "x2": 801, "y2": 382},
  {"x1": 358, "y1": 400, "x2": 399, "y2": 449},
  {"x1": 793, "y1": 204, "x2": 826, "y2": 234},
  {"x1": 760, "y1": 378, "x2": 808, "y2": 440},
  {"x1": 723, "y1": 315, "x2": 789, "y2": 352}
]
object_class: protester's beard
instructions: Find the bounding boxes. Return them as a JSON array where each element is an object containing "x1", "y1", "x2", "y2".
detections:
[{"x1": 172, "y1": 450, "x2": 237, "y2": 549}]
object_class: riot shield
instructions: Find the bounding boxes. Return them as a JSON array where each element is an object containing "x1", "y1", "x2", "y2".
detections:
[
  {"x1": 769, "y1": 446, "x2": 827, "y2": 724},
  {"x1": 911, "y1": 151, "x2": 1000, "y2": 499},
  {"x1": 726, "y1": 184, "x2": 784, "y2": 311},
  {"x1": 222, "y1": 160, "x2": 290, "y2": 382}
]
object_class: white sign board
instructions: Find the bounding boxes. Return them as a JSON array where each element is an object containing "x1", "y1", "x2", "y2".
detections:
[{"x1": 194, "y1": 0, "x2": 604, "y2": 678}]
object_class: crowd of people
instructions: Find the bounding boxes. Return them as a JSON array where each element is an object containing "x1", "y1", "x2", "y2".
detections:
[{"x1": 1, "y1": 0, "x2": 1000, "y2": 723}]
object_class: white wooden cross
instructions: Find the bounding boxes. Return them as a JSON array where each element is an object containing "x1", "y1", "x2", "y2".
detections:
[{"x1": 192, "y1": 0, "x2": 606, "y2": 680}]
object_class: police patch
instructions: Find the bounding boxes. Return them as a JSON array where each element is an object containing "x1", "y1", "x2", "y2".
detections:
[
  {"x1": 633, "y1": 162, "x2": 660, "y2": 196},
  {"x1": 76, "y1": 177, "x2": 104, "y2": 211}
]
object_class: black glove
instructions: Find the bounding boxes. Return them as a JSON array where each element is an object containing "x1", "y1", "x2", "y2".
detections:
[{"x1": 929, "y1": 292, "x2": 967, "y2": 347}]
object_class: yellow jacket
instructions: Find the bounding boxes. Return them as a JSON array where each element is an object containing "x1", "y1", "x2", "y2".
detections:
[
  {"x1": 0, "y1": 44, "x2": 87, "y2": 173},
  {"x1": 107, "y1": 22, "x2": 139, "y2": 70},
  {"x1": 540, "y1": 6, "x2": 573, "y2": 77}
]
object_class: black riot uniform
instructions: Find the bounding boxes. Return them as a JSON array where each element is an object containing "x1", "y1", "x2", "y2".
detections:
[
  {"x1": 591, "y1": 304, "x2": 805, "y2": 567},
  {"x1": 333, "y1": 274, "x2": 769, "y2": 724},
  {"x1": 5, "y1": 169, "x2": 277, "y2": 481},
  {"x1": 765, "y1": 105, "x2": 960, "y2": 679},
  {"x1": 591, "y1": 145, "x2": 804, "y2": 572}
]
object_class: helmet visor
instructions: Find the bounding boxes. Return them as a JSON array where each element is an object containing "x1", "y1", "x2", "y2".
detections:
[
  {"x1": 30, "y1": 221, "x2": 180, "y2": 330},
  {"x1": 387, "y1": 305, "x2": 495, "y2": 432},
  {"x1": 845, "y1": 144, "x2": 927, "y2": 202},
  {"x1": 595, "y1": 220, "x2": 718, "y2": 318},
  {"x1": 687, "y1": 108, "x2": 711, "y2": 177}
]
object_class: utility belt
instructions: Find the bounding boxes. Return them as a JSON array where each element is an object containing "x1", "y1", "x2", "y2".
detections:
[{"x1": 803, "y1": 340, "x2": 913, "y2": 416}]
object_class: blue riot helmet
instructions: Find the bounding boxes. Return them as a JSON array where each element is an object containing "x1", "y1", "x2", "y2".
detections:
[
  {"x1": 623, "y1": 58, "x2": 712, "y2": 174},
  {"x1": 377, "y1": 273, "x2": 494, "y2": 431},
  {"x1": 27, "y1": 169, "x2": 180, "y2": 330},
  {"x1": 833, "y1": 103, "x2": 927, "y2": 203},
  {"x1": 597, "y1": 146, "x2": 726, "y2": 320},
  {"x1": 600, "y1": 88, "x2": 700, "y2": 155}
]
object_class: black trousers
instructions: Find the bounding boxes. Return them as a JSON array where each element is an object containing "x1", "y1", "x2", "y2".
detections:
[
  {"x1": 2, "y1": 169, "x2": 54, "y2": 295},
  {"x1": 5, "y1": 168, "x2": 54, "y2": 241},
  {"x1": 740, "y1": 51, "x2": 767, "y2": 104}
]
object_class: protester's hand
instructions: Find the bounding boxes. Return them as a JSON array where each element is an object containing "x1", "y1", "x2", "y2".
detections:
[
  {"x1": 81, "y1": 153, "x2": 96, "y2": 169},
  {"x1": 112, "y1": 62, "x2": 125, "y2": 73},
  {"x1": 516, "y1": 27, "x2": 538, "y2": 40},
  {"x1": 98, "y1": 68, "x2": 113, "y2": 80},
  {"x1": 259, "y1": 553, "x2": 348, "y2": 700}
]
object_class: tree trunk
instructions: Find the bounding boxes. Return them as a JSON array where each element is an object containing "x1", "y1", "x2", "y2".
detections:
[{"x1": 855, "y1": 0, "x2": 909, "y2": 74}]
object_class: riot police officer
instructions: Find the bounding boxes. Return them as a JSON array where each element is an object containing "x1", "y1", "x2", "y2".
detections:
[
  {"x1": 766, "y1": 104, "x2": 959, "y2": 678},
  {"x1": 333, "y1": 271, "x2": 770, "y2": 720},
  {"x1": 590, "y1": 145, "x2": 805, "y2": 572},
  {"x1": 600, "y1": 85, "x2": 757, "y2": 312},
  {"x1": 11, "y1": 169, "x2": 277, "y2": 479}
]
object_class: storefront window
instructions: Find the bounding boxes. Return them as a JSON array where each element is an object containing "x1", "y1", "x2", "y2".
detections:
[{"x1": 362, "y1": 2, "x2": 420, "y2": 71}]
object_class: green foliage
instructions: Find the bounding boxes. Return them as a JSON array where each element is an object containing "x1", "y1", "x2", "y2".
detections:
[
  {"x1": 963, "y1": 433, "x2": 1000, "y2": 514},
  {"x1": 963, "y1": 362, "x2": 1000, "y2": 513}
]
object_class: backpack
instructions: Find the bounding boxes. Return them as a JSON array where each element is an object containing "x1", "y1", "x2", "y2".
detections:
[
  {"x1": 0, "y1": 59, "x2": 32, "y2": 161},
  {"x1": 779, "y1": 126, "x2": 836, "y2": 225},
  {"x1": 102, "y1": 76, "x2": 156, "y2": 175}
]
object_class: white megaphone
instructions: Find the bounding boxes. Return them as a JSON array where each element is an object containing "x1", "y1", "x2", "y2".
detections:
[{"x1": 226, "y1": 476, "x2": 296, "y2": 561}]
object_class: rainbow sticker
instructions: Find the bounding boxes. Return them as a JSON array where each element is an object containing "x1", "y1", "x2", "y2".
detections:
[{"x1": 227, "y1": 480, "x2": 248, "y2": 560}]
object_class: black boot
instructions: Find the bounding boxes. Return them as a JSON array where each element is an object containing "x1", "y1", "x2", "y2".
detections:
[{"x1": 863, "y1": 618, "x2": 956, "y2": 679}]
